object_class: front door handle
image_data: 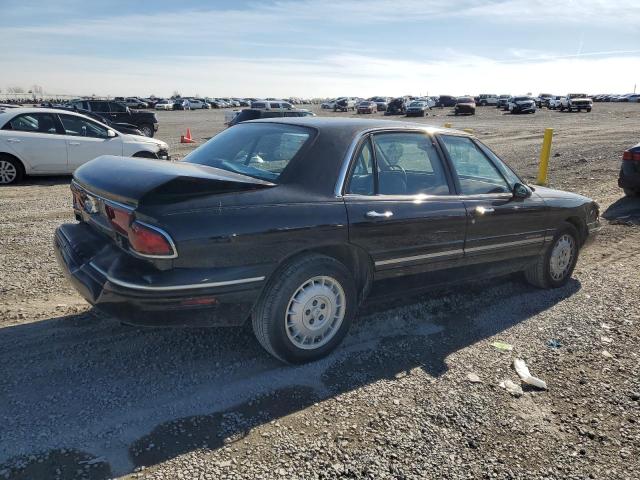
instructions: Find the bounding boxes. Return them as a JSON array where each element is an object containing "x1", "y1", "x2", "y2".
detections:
[
  {"x1": 6, "y1": 138, "x2": 21, "y2": 143},
  {"x1": 365, "y1": 210, "x2": 394, "y2": 219},
  {"x1": 474, "y1": 206, "x2": 495, "y2": 215},
  {"x1": 69, "y1": 142, "x2": 81, "y2": 146}
]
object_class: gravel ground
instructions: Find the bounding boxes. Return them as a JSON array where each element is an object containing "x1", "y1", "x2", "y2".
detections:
[{"x1": 0, "y1": 104, "x2": 639, "y2": 480}]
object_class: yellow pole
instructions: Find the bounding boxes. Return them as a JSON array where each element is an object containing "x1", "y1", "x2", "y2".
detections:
[
  {"x1": 536, "y1": 128, "x2": 553, "y2": 185},
  {"x1": 444, "y1": 122, "x2": 452, "y2": 128}
]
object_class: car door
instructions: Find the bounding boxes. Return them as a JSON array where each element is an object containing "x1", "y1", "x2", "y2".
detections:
[
  {"x1": 437, "y1": 134, "x2": 548, "y2": 265},
  {"x1": 57, "y1": 113, "x2": 123, "y2": 170},
  {"x1": 108, "y1": 101, "x2": 129, "y2": 123},
  {"x1": 0, "y1": 112, "x2": 68, "y2": 173},
  {"x1": 344, "y1": 130, "x2": 468, "y2": 279}
]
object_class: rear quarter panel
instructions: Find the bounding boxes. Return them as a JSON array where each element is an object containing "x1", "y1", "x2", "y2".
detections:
[{"x1": 140, "y1": 201, "x2": 350, "y2": 276}]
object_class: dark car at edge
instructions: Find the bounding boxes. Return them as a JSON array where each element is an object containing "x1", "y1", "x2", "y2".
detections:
[
  {"x1": 69, "y1": 99, "x2": 159, "y2": 137},
  {"x1": 619, "y1": 142, "x2": 640, "y2": 196},
  {"x1": 54, "y1": 118, "x2": 600, "y2": 363}
]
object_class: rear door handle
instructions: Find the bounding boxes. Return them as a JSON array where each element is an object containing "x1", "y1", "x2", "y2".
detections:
[
  {"x1": 474, "y1": 206, "x2": 495, "y2": 215},
  {"x1": 6, "y1": 138, "x2": 20, "y2": 143},
  {"x1": 69, "y1": 142, "x2": 81, "y2": 146},
  {"x1": 365, "y1": 210, "x2": 394, "y2": 219}
]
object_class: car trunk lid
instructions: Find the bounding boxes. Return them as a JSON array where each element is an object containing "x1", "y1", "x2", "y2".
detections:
[{"x1": 73, "y1": 155, "x2": 275, "y2": 207}]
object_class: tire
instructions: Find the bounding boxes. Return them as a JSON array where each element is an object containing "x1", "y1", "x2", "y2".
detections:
[
  {"x1": 524, "y1": 222, "x2": 580, "y2": 289},
  {"x1": 586, "y1": 108, "x2": 591, "y2": 112},
  {"x1": 252, "y1": 254, "x2": 357, "y2": 364},
  {"x1": 132, "y1": 151, "x2": 157, "y2": 159},
  {"x1": 139, "y1": 124, "x2": 154, "y2": 137},
  {"x1": 0, "y1": 155, "x2": 24, "y2": 185}
]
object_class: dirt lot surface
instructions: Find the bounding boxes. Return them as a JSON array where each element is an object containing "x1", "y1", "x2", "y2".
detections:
[{"x1": 1, "y1": 104, "x2": 639, "y2": 480}]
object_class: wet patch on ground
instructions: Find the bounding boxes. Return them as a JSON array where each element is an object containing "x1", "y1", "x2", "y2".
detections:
[
  {"x1": 129, "y1": 385, "x2": 317, "y2": 469},
  {"x1": 0, "y1": 449, "x2": 112, "y2": 480}
]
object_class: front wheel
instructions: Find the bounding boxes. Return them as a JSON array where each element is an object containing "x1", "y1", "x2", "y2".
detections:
[
  {"x1": 0, "y1": 155, "x2": 24, "y2": 185},
  {"x1": 139, "y1": 124, "x2": 154, "y2": 137},
  {"x1": 524, "y1": 223, "x2": 579, "y2": 289},
  {"x1": 252, "y1": 254, "x2": 356, "y2": 364}
]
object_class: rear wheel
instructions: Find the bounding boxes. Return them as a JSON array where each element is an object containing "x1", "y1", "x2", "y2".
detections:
[
  {"x1": 252, "y1": 254, "x2": 356, "y2": 364},
  {"x1": 524, "y1": 222, "x2": 579, "y2": 289},
  {"x1": 0, "y1": 155, "x2": 24, "y2": 185}
]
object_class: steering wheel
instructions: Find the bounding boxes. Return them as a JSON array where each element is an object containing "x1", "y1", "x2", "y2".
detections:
[{"x1": 386, "y1": 164, "x2": 408, "y2": 184}]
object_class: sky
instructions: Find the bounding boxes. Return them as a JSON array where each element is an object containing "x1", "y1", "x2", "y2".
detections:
[{"x1": 1, "y1": 0, "x2": 639, "y2": 98}]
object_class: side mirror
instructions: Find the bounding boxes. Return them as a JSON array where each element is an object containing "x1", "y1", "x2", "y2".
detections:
[
  {"x1": 513, "y1": 182, "x2": 532, "y2": 198},
  {"x1": 107, "y1": 129, "x2": 117, "y2": 138}
]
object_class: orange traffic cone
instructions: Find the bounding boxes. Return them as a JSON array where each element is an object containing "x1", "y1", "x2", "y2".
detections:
[{"x1": 180, "y1": 128, "x2": 195, "y2": 144}]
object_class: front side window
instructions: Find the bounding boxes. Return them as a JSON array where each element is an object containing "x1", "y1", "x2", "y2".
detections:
[
  {"x1": 59, "y1": 114, "x2": 109, "y2": 138},
  {"x1": 439, "y1": 135, "x2": 510, "y2": 195},
  {"x1": 373, "y1": 132, "x2": 450, "y2": 196},
  {"x1": 2, "y1": 113, "x2": 58, "y2": 134},
  {"x1": 184, "y1": 123, "x2": 313, "y2": 182}
]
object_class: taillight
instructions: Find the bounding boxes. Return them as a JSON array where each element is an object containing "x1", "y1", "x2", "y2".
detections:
[
  {"x1": 128, "y1": 221, "x2": 175, "y2": 256},
  {"x1": 622, "y1": 150, "x2": 640, "y2": 161},
  {"x1": 104, "y1": 204, "x2": 131, "y2": 235},
  {"x1": 105, "y1": 204, "x2": 175, "y2": 257}
]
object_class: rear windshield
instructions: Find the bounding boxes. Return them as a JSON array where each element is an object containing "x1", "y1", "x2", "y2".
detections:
[
  {"x1": 184, "y1": 123, "x2": 313, "y2": 182},
  {"x1": 514, "y1": 97, "x2": 531, "y2": 101},
  {"x1": 457, "y1": 97, "x2": 473, "y2": 103}
]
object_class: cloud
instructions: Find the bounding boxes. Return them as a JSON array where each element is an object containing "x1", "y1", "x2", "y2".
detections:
[{"x1": 2, "y1": 51, "x2": 638, "y2": 98}]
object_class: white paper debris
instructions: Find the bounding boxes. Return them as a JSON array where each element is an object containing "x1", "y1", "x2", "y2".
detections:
[{"x1": 513, "y1": 358, "x2": 548, "y2": 390}]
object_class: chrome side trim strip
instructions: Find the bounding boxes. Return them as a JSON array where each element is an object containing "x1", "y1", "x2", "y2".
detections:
[
  {"x1": 375, "y1": 248, "x2": 463, "y2": 266},
  {"x1": 89, "y1": 262, "x2": 265, "y2": 292},
  {"x1": 376, "y1": 236, "x2": 545, "y2": 267},
  {"x1": 465, "y1": 237, "x2": 544, "y2": 253}
]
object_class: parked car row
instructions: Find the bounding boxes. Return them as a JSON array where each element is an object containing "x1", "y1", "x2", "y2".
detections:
[{"x1": 593, "y1": 93, "x2": 640, "y2": 102}]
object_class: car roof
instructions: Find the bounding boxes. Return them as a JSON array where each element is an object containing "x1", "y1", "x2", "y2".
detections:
[
  {"x1": 0, "y1": 107, "x2": 95, "y2": 117},
  {"x1": 246, "y1": 117, "x2": 470, "y2": 137}
]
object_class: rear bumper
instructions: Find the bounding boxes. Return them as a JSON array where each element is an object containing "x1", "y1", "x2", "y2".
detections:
[{"x1": 54, "y1": 223, "x2": 265, "y2": 327}]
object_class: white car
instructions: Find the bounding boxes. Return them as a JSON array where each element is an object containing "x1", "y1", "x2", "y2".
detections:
[
  {"x1": 154, "y1": 100, "x2": 174, "y2": 111},
  {"x1": 184, "y1": 99, "x2": 209, "y2": 110},
  {"x1": 0, "y1": 108, "x2": 169, "y2": 185}
]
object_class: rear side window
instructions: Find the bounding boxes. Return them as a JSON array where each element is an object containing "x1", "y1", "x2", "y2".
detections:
[
  {"x1": 184, "y1": 123, "x2": 313, "y2": 182},
  {"x1": 110, "y1": 102, "x2": 127, "y2": 113},
  {"x1": 347, "y1": 140, "x2": 375, "y2": 195},
  {"x1": 252, "y1": 102, "x2": 266, "y2": 109},
  {"x1": 89, "y1": 101, "x2": 109, "y2": 113},
  {"x1": 2, "y1": 113, "x2": 58, "y2": 133},
  {"x1": 439, "y1": 135, "x2": 510, "y2": 195},
  {"x1": 373, "y1": 133, "x2": 450, "y2": 195}
]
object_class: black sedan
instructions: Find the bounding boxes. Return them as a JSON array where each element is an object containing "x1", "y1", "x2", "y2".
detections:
[
  {"x1": 454, "y1": 97, "x2": 476, "y2": 115},
  {"x1": 54, "y1": 118, "x2": 600, "y2": 363}
]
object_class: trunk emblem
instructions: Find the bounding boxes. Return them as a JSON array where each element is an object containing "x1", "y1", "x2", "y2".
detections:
[{"x1": 83, "y1": 195, "x2": 99, "y2": 214}]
